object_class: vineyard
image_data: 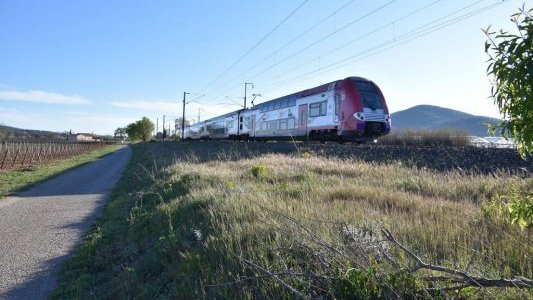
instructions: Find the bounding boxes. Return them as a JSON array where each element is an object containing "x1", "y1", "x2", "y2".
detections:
[{"x1": 0, "y1": 141, "x2": 107, "y2": 170}]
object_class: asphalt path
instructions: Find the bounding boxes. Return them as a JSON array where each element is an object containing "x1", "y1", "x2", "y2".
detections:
[{"x1": 0, "y1": 145, "x2": 131, "y2": 300}]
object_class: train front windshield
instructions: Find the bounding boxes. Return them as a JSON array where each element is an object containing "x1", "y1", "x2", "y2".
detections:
[{"x1": 353, "y1": 80, "x2": 383, "y2": 110}]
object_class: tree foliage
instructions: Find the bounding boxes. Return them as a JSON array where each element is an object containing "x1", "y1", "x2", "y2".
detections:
[
  {"x1": 126, "y1": 117, "x2": 155, "y2": 142},
  {"x1": 114, "y1": 127, "x2": 127, "y2": 139},
  {"x1": 484, "y1": 5, "x2": 532, "y2": 158}
]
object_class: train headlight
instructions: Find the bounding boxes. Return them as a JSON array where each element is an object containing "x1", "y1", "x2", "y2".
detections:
[
  {"x1": 385, "y1": 115, "x2": 390, "y2": 122},
  {"x1": 353, "y1": 112, "x2": 365, "y2": 121}
]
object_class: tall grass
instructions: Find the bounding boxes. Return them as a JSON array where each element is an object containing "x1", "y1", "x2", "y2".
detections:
[
  {"x1": 378, "y1": 129, "x2": 470, "y2": 147},
  {"x1": 51, "y1": 142, "x2": 532, "y2": 299}
]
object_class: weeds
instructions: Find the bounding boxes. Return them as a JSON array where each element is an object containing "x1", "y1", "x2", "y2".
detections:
[
  {"x1": 482, "y1": 185, "x2": 533, "y2": 230},
  {"x1": 251, "y1": 164, "x2": 269, "y2": 178}
]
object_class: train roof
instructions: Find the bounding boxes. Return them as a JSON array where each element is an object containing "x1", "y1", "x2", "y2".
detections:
[
  {"x1": 196, "y1": 76, "x2": 372, "y2": 125},
  {"x1": 349, "y1": 76, "x2": 371, "y2": 82},
  {"x1": 253, "y1": 76, "x2": 371, "y2": 109}
]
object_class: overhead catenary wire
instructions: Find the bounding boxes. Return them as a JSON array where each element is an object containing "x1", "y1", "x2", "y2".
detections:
[
  {"x1": 258, "y1": 0, "x2": 510, "y2": 94},
  {"x1": 255, "y1": 0, "x2": 490, "y2": 91},
  {"x1": 252, "y1": 0, "x2": 445, "y2": 91},
  {"x1": 265, "y1": 0, "x2": 509, "y2": 92},
  {"x1": 212, "y1": 0, "x2": 398, "y2": 100},
  {"x1": 202, "y1": 0, "x2": 357, "y2": 98},
  {"x1": 197, "y1": 0, "x2": 310, "y2": 97}
]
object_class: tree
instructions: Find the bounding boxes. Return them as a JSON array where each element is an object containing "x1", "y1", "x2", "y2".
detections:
[
  {"x1": 484, "y1": 5, "x2": 532, "y2": 158},
  {"x1": 114, "y1": 127, "x2": 127, "y2": 139},
  {"x1": 126, "y1": 117, "x2": 155, "y2": 142}
]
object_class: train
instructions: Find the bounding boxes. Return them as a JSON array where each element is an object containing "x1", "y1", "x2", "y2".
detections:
[{"x1": 184, "y1": 77, "x2": 391, "y2": 142}]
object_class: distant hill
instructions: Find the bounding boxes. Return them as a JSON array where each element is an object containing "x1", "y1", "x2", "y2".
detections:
[
  {"x1": 0, "y1": 125, "x2": 65, "y2": 140},
  {"x1": 391, "y1": 105, "x2": 501, "y2": 136}
]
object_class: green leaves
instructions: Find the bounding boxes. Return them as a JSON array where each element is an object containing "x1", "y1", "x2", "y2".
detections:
[
  {"x1": 484, "y1": 6, "x2": 533, "y2": 158},
  {"x1": 482, "y1": 186, "x2": 533, "y2": 230},
  {"x1": 126, "y1": 117, "x2": 155, "y2": 142}
]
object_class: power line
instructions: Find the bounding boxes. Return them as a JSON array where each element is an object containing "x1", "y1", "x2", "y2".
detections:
[
  {"x1": 202, "y1": 0, "x2": 357, "y2": 98},
  {"x1": 260, "y1": 0, "x2": 512, "y2": 93},
  {"x1": 255, "y1": 0, "x2": 445, "y2": 90},
  {"x1": 214, "y1": 0, "x2": 398, "y2": 100},
  {"x1": 266, "y1": 0, "x2": 507, "y2": 91},
  {"x1": 198, "y1": 0, "x2": 310, "y2": 96}
]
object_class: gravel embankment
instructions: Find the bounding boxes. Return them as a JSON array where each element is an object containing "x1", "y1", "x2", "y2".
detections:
[{"x1": 179, "y1": 141, "x2": 531, "y2": 175}]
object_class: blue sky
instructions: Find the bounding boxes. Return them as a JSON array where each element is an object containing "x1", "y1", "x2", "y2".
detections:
[{"x1": 0, "y1": 0, "x2": 525, "y2": 135}]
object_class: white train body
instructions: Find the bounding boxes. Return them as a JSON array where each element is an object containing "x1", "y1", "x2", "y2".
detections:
[{"x1": 184, "y1": 77, "x2": 391, "y2": 141}]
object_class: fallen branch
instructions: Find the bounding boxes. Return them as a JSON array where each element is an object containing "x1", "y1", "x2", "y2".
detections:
[
  {"x1": 236, "y1": 255, "x2": 310, "y2": 299},
  {"x1": 382, "y1": 229, "x2": 533, "y2": 290}
]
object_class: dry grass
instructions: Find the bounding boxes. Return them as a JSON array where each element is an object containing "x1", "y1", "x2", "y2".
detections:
[
  {"x1": 52, "y1": 142, "x2": 532, "y2": 299},
  {"x1": 175, "y1": 151, "x2": 531, "y2": 275}
]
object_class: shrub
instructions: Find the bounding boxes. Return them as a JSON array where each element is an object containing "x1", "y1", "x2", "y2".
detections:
[
  {"x1": 482, "y1": 185, "x2": 533, "y2": 230},
  {"x1": 251, "y1": 164, "x2": 269, "y2": 178}
]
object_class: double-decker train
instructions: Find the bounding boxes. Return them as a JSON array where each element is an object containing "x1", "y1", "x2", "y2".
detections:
[{"x1": 184, "y1": 77, "x2": 391, "y2": 142}]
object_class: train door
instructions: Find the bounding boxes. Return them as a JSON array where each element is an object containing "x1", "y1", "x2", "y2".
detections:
[
  {"x1": 250, "y1": 115, "x2": 256, "y2": 137},
  {"x1": 298, "y1": 104, "x2": 308, "y2": 136},
  {"x1": 334, "y1": 94, "x2": 340, "y2": 124}
]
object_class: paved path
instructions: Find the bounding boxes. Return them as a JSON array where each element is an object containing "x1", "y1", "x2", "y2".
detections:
[{"x1": 0, "y1": 146, "x2": 131, "y2": 300}]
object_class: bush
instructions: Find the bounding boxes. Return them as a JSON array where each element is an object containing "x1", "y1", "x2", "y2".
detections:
[
  {"x1": 482, "y1": 186, "x2": 533, "y2": 230},
  {"x1": 251, "y1": 164, "x2": 269, "y2": 178}
]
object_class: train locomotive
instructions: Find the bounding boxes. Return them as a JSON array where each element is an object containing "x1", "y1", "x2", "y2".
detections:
[{"x1": 184, "y1": 77, "x2": 391, "y2": 142}]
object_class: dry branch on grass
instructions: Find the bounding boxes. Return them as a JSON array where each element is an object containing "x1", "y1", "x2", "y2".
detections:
[
  {"x1": 217, "y1": 205, "x2": 532, "y2": 297},
  {"x1": 382, "y1": 229, "x2": 533, "y2": 290}
]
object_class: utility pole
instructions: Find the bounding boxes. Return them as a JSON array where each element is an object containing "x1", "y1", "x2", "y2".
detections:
[
  {"x1": 156, "y1": 118, "x2": 159, "y2": 136},
  {"x1": 244, "y1": 82, "x2": 253, "y2": 109},
  {"x1": 182, "y1": 92, "x2": 190, "y2": 140},
  {"x1": 162, "y1": 115, "x2": 166, "y2": 140}
]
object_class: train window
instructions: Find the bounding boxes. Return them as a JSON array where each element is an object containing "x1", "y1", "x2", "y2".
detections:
[
  {"x1": 309, "y1": 101, "x2": 327, "y2": 117},
  {"x1": 288, "y1": 118, "x2": 295, "y2": 129},
  {"x1": 335, "y1": 94, "x2": 340, "y2": 115},
  {"x1": 261, "y1": 122, "x2": 267, "y2": 131},
  {"x1": 321, "y1": 101, "x2": 327, "y2": 115},
  {"x1": 279, "y1": 119, "x2": 288, "y2": 130},
  {"x1": 353, "y1": 80, "x2": 376, "y2": 92},
  {"x1": 361, "y1": 92, "x2": 383, "y2": 110},
  {"x1": 289, "y1": 98, "x2": 296, "y2": 106},
  {"x1": 274, "y1": 100, "x2": 281, "y2": 110},
  {"x1": 261, "y1": 105, "x2": 265, "y2": 113},
  {"x1": 281, "y1": 98, "x2": 288, "y2": 108},
  {"x1": 268, "y1": 121, "x2": 276, "y2": 131},
  {"x1": 309, "y1": 103, "x2": 320, "y2": 117}
]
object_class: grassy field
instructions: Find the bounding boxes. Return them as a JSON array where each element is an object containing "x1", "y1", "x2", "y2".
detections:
[
  {"x1": 51, "y1": 142, "x2": 532, "y2": 299},
  {"x1": 0, "y1": 144, "x2": 120, "y2": 199}
]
